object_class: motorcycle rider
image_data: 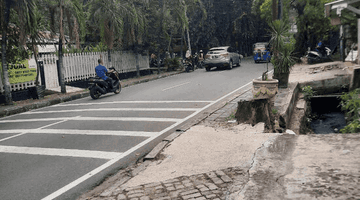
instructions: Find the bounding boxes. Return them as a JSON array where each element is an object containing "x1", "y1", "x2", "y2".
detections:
[
  {"x1": 198, "y1": 50, "x2": 204, "y2": 68},
  {"x1": 316, "y1": 40, "x2": 325, "y2": 56},
  {"x1": 95, "y1": 59, "x2": 114, "y2": 89},
  {"x1": 198, "y1": 50, "x2": 204, "y2": 62},
  {"x1": 150, "y1": 53, "x2": 157, "y2": 68}
]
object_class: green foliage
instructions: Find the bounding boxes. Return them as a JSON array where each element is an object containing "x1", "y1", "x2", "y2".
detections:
[
  {"x1": 340, "y1": 9, "x2": 358, "y2": 44},
  {"x1": 257, "y1": 0, "x2": 292, "y2": 23},
  {"x1": 164, "y1": 57, "x2": 181, "y2": 70},
  {"x1": 272, "y1": 108, "x2": 278, "y2": 115},
  {"x1": 293, "y1": 0, "x2": 336, "y2": 57},
  {"x1": 269, "y1": 20, "x2": 296, "y2": 73},
  {"x1": 340, "y1": 121, "x2": 360, "y2": 133},
  {"x1": 301, "y1": 86, "x2": 315, "y2": 101},
  {"x1": 340, "y1": 88, "x2": 360, "y2": 133}
]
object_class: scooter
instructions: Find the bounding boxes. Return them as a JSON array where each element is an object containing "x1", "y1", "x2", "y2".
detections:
[
  {"x1": 88, "y1": 67, "x2": 121, "y2": 99},
  {"x1": 306, "y1": 46, "x2": 333, "y2": 64},
  {"x1": 183, "y1": 58, "x2": 195, "y2": 72}
]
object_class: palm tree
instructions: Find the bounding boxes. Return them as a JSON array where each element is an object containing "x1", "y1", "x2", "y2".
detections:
[
  {"x1": 22, "y1": 3, "x2": 47, "y2": 87},
  {"x1": 1, "y1": 0, "x2": 36, "y2": 105},
  {"x1": 87, "y1": 0, "x2": 145, "y2": 67},
  {"x1": 40, "y1": 0, "x2": 85, "y2": 93}
]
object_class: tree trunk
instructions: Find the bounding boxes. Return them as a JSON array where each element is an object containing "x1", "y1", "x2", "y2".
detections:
[
  {"x1": 74, "y1": 18, "x2": 80, "y2": 49},
  {"x1": 32, "y1": 41, "x2": 40, "y2": 86},
  {"x1": 1, "y1": 1, "x2": 13, "y2": 105},
  {"x1": 66, "y1": 9, "x2": 74, "y2": 46},
  {"x1": 104, "y1": 19, "x2": 113, "y2": 67},
  {"x1": 186, "y1": 28, "x2": 191, "y2": 54},
  {"x1": 272, "y1": 0, "x2": 277, "y2": 21},
  {"x1": 157, "y1": 0, "x2": 164, "y2": 75},
  {"x1": 59, "y1": 1, "x2": 66, "y2": 93}
]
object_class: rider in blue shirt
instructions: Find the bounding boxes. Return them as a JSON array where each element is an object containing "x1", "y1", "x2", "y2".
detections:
[{"x1": 95, "y1": 59, "x2": 114, "y2": 88}]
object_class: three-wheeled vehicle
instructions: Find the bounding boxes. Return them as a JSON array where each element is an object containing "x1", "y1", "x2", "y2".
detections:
[{"x1": 253, "y1": 42, "x2": 271, "y2": 63}]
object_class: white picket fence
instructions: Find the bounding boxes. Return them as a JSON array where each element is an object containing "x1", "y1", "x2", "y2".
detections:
[{"x1": 0, "y1": 51, "x2": 149, "y2": 93}]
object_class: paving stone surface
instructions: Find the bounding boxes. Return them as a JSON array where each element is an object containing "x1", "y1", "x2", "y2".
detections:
[{"x1": 86, "y1": 167, "x2": 248, "y2": 200}]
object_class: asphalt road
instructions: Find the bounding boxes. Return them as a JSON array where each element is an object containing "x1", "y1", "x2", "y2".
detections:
[{"x1": 0, "y1": 57, "x2": 273, "y2": 200}]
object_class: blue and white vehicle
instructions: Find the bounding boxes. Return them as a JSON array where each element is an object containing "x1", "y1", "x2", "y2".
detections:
[{"x1": 253, "y1": 42, "x2": 271, "y2": 63}]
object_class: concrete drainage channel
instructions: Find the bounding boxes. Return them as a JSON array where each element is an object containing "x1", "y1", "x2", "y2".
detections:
[
  {"x1": 308, "y1": 94, "x2": 347, "y2": 134},
  {"x1": 285, "y1": 62, "x2": 359, "y2": 135}
]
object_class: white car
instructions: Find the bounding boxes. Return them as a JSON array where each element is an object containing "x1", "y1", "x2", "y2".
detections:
[{"x1": 203, "y1": 46, "x2": 242, "y2": 71}]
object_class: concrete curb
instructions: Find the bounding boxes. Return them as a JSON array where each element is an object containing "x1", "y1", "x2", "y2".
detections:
[{"x1": 0, "y1": 71, "x2": 183, "y2": 118}]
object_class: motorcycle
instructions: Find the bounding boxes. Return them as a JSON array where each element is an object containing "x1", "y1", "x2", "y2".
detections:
[
  {"x1": 183, "y1": 58, "x2": 195, "y2": 72},
  {"x1": 88, "y1": 67, "x2": 121, "y2": 99},
  {"x1": 306, "y1": 46, "x2": 333, "y2": 64}
]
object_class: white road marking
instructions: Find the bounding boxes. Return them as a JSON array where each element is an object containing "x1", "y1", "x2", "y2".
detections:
[
  {"x1": 162, "y1": 82, "x2": 191, "y2": 91},
  {"x1": 0, "y1": 117, "x2": 181, "y2": 123},
  {"x1": 0, "y1": 145, "x2": 122, "y2": 159},
  {"x1": 22, "y1": 107, "x2": 200, "y2": 115},
  {"x1": 41, "y1": 80, "x2": 254, "y2": 200},
  {"x1": 0, "y1": 132, "x2": 29, "y2": 142},
  {"x1": 51, "y1": 100, "x2": 213, "y2": 107},
  {"x1": 0, "y1": 117, "x2": 78, "y2": 142},
  {"x1": 0, "y1": 129, "x2": 156, "y2": 137}
]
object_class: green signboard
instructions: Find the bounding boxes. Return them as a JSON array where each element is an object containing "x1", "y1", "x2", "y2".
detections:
[{"x1": 7, "y1": 59, "x2": 37, "y2": 84}]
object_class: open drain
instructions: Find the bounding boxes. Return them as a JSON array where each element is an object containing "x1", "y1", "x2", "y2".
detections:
[{"x1": 308, "y1": 95, "x2": 346, "y2": 134}]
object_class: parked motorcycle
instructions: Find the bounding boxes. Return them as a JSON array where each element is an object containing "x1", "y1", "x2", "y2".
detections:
[
  {"x1": 306, "y1": 46, "x2": 333, "y2": 64},
  {"x1": 88, "y1": 67, "x2": 121, "y2": 99}
]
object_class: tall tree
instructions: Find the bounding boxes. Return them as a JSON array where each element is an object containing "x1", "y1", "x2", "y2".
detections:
[
  {"x1": 87, "y1": 0, "x2": 145, "y2": 67},
  {"x1": 21, "y1": 2, "x2": 46, "y2": 86},
  {"x1": 1, "y1": 0, "x2": 36, "y2": 105},
  {"x1": 40, "y1": 0, "x2": 85, "y2": 93},
  {"x1": 291, "y1": 0, "x2": 335, "y2": 57}
]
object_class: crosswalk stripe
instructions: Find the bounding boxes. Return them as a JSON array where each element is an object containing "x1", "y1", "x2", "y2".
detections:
[
  {"x1": 21, "y1": 107, "x2": 200, "y2": 114},
  {"x1": 53, "y1": 100, "x2": 214, "y2": 107},
  {"x1": 41, "y1": 79, "x2": 256, "y2": 200},
  {"x1": 0, "y1": 129, "x2": 156, "y2": 137},
  {"x1": 0, "y1": 117, "x2": 181, "y2": 123},
  {"x1": 0, "y1": 145, "x2": 122, "y2": 159}
]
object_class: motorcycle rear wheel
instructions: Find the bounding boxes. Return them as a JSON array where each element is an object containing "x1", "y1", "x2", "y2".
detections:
[
  {"x1": 90, "y1": 87, "x2": 101, "y2": 99},
  {"x1": 114, "y1": 82, "x2": 121, "y2": 94}
]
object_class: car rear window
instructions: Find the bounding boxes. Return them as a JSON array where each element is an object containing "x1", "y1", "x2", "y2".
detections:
[
  {"x1": 255, "y1": 44, "x2": 266, "y2": 48},
  {"x1": 208, "y1": 49, "x2": 226, "y2": 54}
]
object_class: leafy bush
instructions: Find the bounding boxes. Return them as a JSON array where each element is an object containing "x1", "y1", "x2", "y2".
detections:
[
  {"x1": 302, "y1": 86, "x2": 315, "y2": 101},
  {"x1": 164, "y1": 57, "x2": 181, "y2": 71},
  {"x1": 340, "y1": 88, "x2": 360, "y2": 133}
]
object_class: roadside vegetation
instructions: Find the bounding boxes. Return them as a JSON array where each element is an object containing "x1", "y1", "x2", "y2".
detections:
[
  {"x1": 340, "y1": 89, "x2": 360, "y2": 133},
  {"x1": 0, "y1": 0, "x2": 350, "y2": 107}
]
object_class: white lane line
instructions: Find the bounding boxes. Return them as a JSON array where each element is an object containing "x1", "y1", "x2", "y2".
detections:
[
  {"x1": 0, "y1": 117, "x2": 78, "y2": 142},
  {"x1": 0, "y1": 145, "x2": 122, "y2": 160},
  {"x1": 162, "y1": 82, "x2": 191, "y2": 91},
  {"x1": 52, "y1": 100, "x2": 213, "y2": 107},
  {"x1": 22, "y1": 107, "x2": 200, "y2": 115},
  {"x1": 42, "y1": 80, "x2": 254, "y2": 200},
  {"x1": 0, "y1": 132, "x2": 28, "y2": 142},
  {"x1": 0, "y1": 117, "x2": 181, "y2": 123},
  {"x1": 0, "y1": 129, "x2": 156, "y2": 137}
]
